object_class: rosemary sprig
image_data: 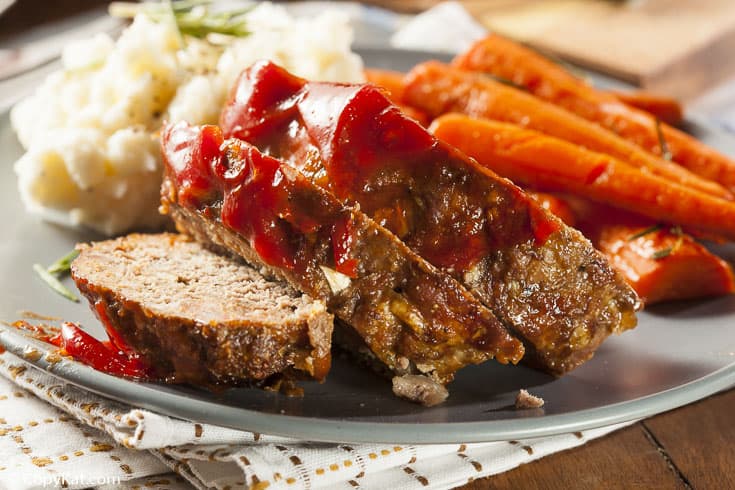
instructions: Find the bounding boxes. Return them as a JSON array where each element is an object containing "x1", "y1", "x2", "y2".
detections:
[
  {"x1": 627, "y1": 224, "x2": 684, "y2": 259},
  {"x1": 33, "y1": 264, "x2": 79, "y2": 303},
  {"x1": 655, "y1": 118, "x2": 673, "y2": 161},
  {"x1": 651, "y1": 226, "x2": 685, "y2": 260},
  {"x1": 46, "y1": 249, "x2": 80, "y2": 275},
  {"x1": 109, "y1": 1, "x2": 251, "y2": 39},
  {"x1": 651, "y1": 238, "x2": 682, "y2": 260},
  {"x1": 627, "y1": 224, "x2": 662, "y2": 241},
  {"x1": 651, "y1": 247, "x2": 672, "y2": 260}
]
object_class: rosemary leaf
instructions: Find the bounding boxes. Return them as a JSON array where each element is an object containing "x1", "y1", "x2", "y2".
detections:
[
  {"x1": 627, "y1": 224, "x2": 662, "y2": 241},
  {"x1": 485, "y1": 74, "x2": 528, "y2": 92},
  {"x1": 46, "y1": 249, "x2": 80, "y2": 275},
  {"x1": 110, "y1": 0, "x2": 251, "y2": 40},
  {"x1": 33, "y1": 264, "x2": 79, "y2": 303},
  {"x1": 651, "y1": 235, "x2": 684, "y2": 260},
  {"x1": 655, "y1": 118, "x2": 673, "y2": 161},
  {"x1": 651, "y1": 247, "x2": 672, "y2": 260}
]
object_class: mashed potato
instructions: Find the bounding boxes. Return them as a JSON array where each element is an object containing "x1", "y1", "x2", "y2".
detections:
[{"x1": 11, "y1": 3, "x2": 364, "y2": 235}]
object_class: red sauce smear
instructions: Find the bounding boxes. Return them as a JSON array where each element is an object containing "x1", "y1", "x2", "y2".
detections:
[
  {"x1": 55, "y1": 322, "x2": 152, "y2": 378},
  {"x1": 11, "y1": 320, "x2": 59, "y2": 344},
  {"x1": 220, "y1": 61, "x2": 561, "y2": 273},
  {"x1": 11, "y1": 319, "x2": 152, "y2": 379},
  {"x1": 331, "y1": 216, "x2": 358, "y2": 278}
]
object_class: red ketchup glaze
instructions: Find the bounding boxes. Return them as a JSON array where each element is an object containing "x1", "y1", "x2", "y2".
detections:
[
  {"x1": 161, "y1": 123, "x2": 223, "y2": 208},
  {"x1": 221, "y1": 61, "x2": 561, "y2": 272},
  {"x1": 11, "y1": 319, "x2": 153, "y2": 379},
  {"x1": 56, "y1": 322, "x2": 152, "y2": 378},
  {"x1": 529, "y1": 203, "x2": 563, "y2": 244},
  {"x1": 331, "y1": 216, "x2": 358, "y2": 278},
  {"x1": 162, "y1": 122, "x2": 356, "y2": 275},
  {"x1": 94, "y1": 302, "x2": 138, "y2": 357}
]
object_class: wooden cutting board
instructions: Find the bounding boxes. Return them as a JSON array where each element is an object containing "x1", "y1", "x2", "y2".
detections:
[
  {"x1": 459, "y1": 0, "x2": 735, "y2": 100},
  {"x1": 366, "y1": 0, "x2": 735, "y2": 99}
]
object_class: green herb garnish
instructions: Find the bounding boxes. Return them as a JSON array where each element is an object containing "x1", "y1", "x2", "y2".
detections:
[
  {"x1": 655, "y1": 118, "x2": 673, "y2": 161},
  {"x1": 651, "y1": 230, "x2": 684, "y2": 260},
  {"x1": 33, "y1": 264, "x2": 79, "y2": 303},
  {"x1": 46, "y1": 249, "x2": 80, "y2": 275},
  {"x1": 627, "y1": 224, "x2": 662, "y2": 241},
  {"x1": 485, "y1": 74, "x2": 528, "y2": 92},
  {"x1": 110, "y1": 0, "x2": 251, "y2": 39},
  {"x1": 651, "y1": 247, "x2": 672, "y2": 260}
]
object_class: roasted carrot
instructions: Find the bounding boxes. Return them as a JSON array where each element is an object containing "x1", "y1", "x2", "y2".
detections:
[
  {"x1": 564, "y1": 199, "x2": 735, "y2": 304},
  {"x1": 429, "y1": 113, "x2": 735, "y2": 241},
  {"x1": 398, "y1": 105, "x2": 430, "y2": 127},
  {"x1": 364, "y1": 68, "x2": 406, "y2": 102},
  {"x1": 609, "y1": 91, "x2": 684, "y2": 126},
  {"x1": 526, "y1": 191, "x2": 576, "y2": 227},
  {"x1": 453, "y1": 34, "x2": 735, "y2": 190},
  {"x1": 453, "y1": 33, "x2": 580, "y2": 90},
  {"x1": 364, "y1": 68, "x2": 429, "y2": 126},
  {"x1": 403, "y1": 62, "x2": 731, "y2": 199}
]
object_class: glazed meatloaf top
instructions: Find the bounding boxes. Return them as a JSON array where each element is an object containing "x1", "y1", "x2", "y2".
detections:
[
  {"x1": 71, "y1": 233, "x2": 333, "y2": 386},
  {"x1": 160, "y1": 121, "x2": 525, "y2": 404},
  {"x1": 219, "y1": 61, "x2": 640, "y2": 375}
]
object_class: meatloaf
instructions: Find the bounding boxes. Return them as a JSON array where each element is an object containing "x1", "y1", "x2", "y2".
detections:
[
  {"x1": 219, "y1": 61, "x2": 640, "y2": 375},
  {"x1": 160, "y1": 121, "x2": 525, "y2": 405},
  {"x1": 71, "y1": 233, "x2": 333, "y2": 387}
]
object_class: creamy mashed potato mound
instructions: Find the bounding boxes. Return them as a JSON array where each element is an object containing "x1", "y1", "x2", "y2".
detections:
[{"x1": 11, "y1": 3, "x2": 364, "y2": 235}]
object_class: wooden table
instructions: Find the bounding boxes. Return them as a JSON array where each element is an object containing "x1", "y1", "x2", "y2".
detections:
[
  {"x1": 2, "y1": 2, "x2": 734, "y2": 488},
  {"x1": 464, "y1": 389, "x2": 735, "y2": 489}
]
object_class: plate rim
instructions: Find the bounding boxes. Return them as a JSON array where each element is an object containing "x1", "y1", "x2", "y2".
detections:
[{"x1": 2, "y1": 314, "x2": 734, "y2": 444}]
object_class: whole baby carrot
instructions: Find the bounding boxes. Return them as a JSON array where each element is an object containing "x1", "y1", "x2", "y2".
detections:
[
  {"x1": 453, "y1": 34, "x2": 735, "y2": 190},
  {"x1": 429, "y1": 113, "x2": 735, "y2": 241},
  {"x1": 364, "y1": 68, "x2": 406, "y2": 101},
  {"x1": 610, "y1": 91, "x2": 683, "y2": 126},
  {"x1": 364, "y1": 68, "x2": 429, "y2": 126},
  {"x1": 403, "y1": 61, "x2": 731, "y2": 199}
]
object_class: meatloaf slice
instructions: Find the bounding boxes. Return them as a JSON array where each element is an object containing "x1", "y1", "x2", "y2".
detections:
[
  {"x1": 160, "y1": 122, "x2": 524, "y2": 404},
  {"x1": 71, "y1": 232, "x2": 333, "y2": 387},
  {"x1": 219, "y1": 61, "x2": 641, "y2": 375}
]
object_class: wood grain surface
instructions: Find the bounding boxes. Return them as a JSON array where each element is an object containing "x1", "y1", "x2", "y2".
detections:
[{"x1": 460, "y1": 389, "x2": 735, "y2": 489}]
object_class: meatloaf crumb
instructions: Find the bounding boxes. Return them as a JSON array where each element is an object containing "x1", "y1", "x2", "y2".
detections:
[
  {"x1": 392, "y1": 374, "x2": 449, "y2": 407},
  {"x1": 515, "y1": 389, "x2": 545, "y2": 409}
]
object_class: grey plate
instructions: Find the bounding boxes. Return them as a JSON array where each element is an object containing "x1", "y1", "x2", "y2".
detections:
[{"x1": 1, "y1": 48, "x2": 734, "y2": 444}]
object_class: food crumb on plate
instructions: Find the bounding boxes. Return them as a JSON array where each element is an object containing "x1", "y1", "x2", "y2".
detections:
[{"x1": 515, "y1": 389, "x2": 545, "y2": 409}]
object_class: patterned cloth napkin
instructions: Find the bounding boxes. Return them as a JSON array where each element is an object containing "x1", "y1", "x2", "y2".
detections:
[{"x1": 0, "y1": 353, "x2": 633, "y2": 490}]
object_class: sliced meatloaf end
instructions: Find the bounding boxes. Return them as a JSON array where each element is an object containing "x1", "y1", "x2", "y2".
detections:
[
  {"x1": 219, "y1": 61, "x2": 641, "y2": 375},
  {"x1": 160, "y1": 122, "x2": 525, "y2": 404},
  {"x1": 71, "y1": 232, "x2": 333, "y2": 387}
]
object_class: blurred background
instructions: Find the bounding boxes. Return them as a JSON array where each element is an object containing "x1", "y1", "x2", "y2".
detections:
[{"x1": 2, "y1": 0, "x2": 735, "y2": 124}]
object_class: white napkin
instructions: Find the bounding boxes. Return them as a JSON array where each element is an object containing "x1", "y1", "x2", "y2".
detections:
[
  {"x1": 0, "y1": 353, "x2": 633, "y2": 490},
  {"x1": 390, "y1": 1, "x2": 487, "y2": 53}
]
